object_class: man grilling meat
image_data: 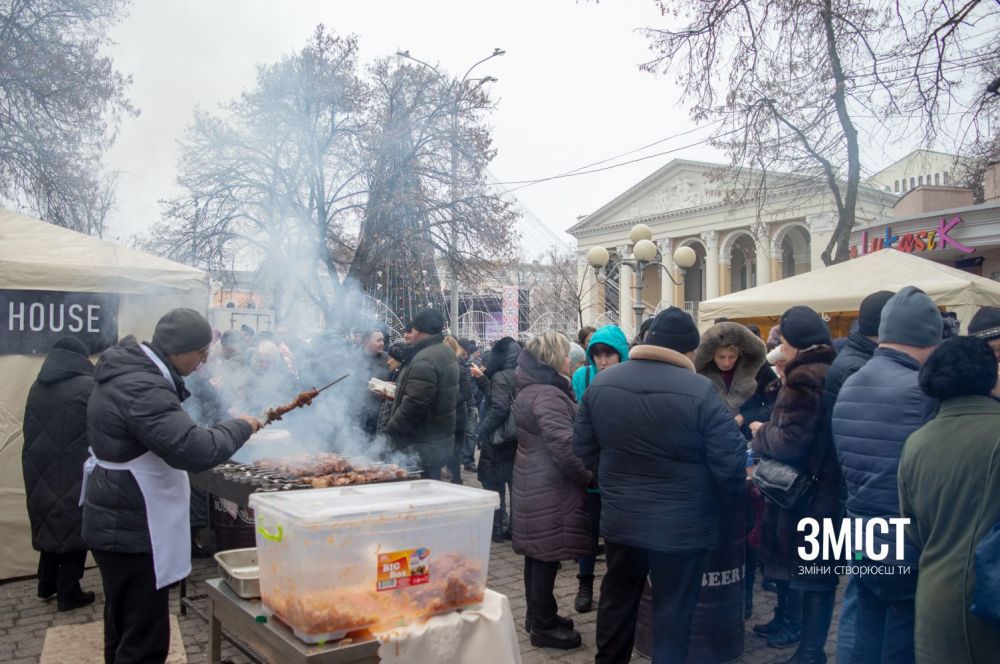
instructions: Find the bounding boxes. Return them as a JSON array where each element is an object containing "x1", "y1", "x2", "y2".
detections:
[{"x1": 81, "y1": 308, "x2": 263, "y2": 664}]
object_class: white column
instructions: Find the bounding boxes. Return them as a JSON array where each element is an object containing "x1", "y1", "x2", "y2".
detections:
[
  {"x1": 616, "y1": 245, "x2": 633, "y2": 336},
  {"x1": 657, "y1": 238, "x2": 674, "y2": 309},
  {"x1": 807, "y1": 213, "x2": 836, "y2": 268},
  {"x1": 756, "y1": 235, "x2": 772, "y2": 286},
  {"x1": 702, "y1": 231, "x2": 720, "y2": 299},
  {"x1": 577, "y1": 252, "x2": 597, "y2": 326}
]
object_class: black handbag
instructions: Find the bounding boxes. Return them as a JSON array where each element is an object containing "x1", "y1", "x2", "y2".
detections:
[
  {"x1": 752, "y1": 428, "x2": 831, "y2": 512},
  {"x1": 752, "y1": 458, "x2": 818, "y2": 512},
  {"x1": 488, "y1": 376, "x2": 517, "y2": 446}
]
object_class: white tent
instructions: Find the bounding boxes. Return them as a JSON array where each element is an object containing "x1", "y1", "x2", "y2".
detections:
[
  {"x1": 697, "y1": 250, "x2": 1000, "y2": 332},
  {"x1": 0, "y1": 208, "x2": 209, "y2": 579}
]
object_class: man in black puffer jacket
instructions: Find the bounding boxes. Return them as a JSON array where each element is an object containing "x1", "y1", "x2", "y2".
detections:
[
  {"x1": 822, "y1": 289, "x2": 893, "y2": 664},
  {"x1": 386, "y1": 309, "x2": 459, "y2": 479},
  {"x1": 83, "y1": 309, "x2": 261, "y2": 664},
  {"x1": 823, "y1": 290, "x2": 895, "y2": 419},
  {"x1": 22, "y1": 337, "x2": 96, "y2": 611},
  {"x1": 574, "y1": 307, "x2": 746, "y2": 664},
  {"x1": 833, "y1": 287, "x2": 941, "y2": 664}
]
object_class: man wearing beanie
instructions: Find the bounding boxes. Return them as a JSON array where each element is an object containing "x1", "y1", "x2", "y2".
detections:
[
  {"x1": 574, "y1": 307, "x2": 746, "y2": 663},
  {"x1": 386, "y1": 308, "x2": 459, "y2": 479},
  {"x1": 821, "y1": 291, "x2": 894, "y2": 663},
  {"x1": 969, "y1": 305, "x2": 1000, "y2": 361},
  {"x1": 82, "y1": 308, "x2": 263, "y2": 664},
  {"x1": 833, "y1": 286, "x2": 941, "y2": 664}
]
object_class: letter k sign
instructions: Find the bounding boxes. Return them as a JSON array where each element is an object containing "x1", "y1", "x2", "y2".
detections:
[{"x1": 937, "y1": 216, "x2": 974, "y2": 254}]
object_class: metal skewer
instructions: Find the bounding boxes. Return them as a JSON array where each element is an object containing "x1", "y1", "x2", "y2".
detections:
[{"x1": 260, "y1": 372, "x2": 353, "y2": 425}]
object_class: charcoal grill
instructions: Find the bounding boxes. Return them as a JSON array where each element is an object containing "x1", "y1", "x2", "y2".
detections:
[{"x1": 190, "y1": 456, "x2": 422, "y2": 506}]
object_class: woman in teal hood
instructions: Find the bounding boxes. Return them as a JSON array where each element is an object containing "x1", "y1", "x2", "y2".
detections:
[
  {"x1": 571, "y1": 325, "x2": 630, "y2": 402},
  {"x1": 568, "y1": 324, "x2": 629, "y2": 612}
]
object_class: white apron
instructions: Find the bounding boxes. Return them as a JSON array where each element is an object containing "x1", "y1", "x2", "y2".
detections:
[{"x1": 80, "y1": 343, "x2": 192, "y2": 590}]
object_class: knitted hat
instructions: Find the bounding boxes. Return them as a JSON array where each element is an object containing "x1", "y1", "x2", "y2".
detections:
[
  {"x1": 857, "y1": 290, "x2": 896, "y2": 337},
  {"x1": 919, "y1": 336, "x2": 998, "y2": 400},
  {"x1": 51, "y1": 336, "x2": 90, "y2": 356},
  {"x1": 969, "y1": 306, "x2": 1000, "y2": 342},
  {"x1": 878, "y1": 286, "x2": 942, "y2": 347},
  {"x1": 645, "y1": 307, "x2": 700, "y2": 353},
  {"x1": 152, "y1": 308, "x2": 213, "y2": 355},
  {"x1": 779, "y1": 306, "x2": 832, "y2": 350},
  {"x1": 387, "y1": 343, "x2": 405, "y2": 362},
  {"x1": 410, "y1": 309, "x2": 444, "y2": 335}
]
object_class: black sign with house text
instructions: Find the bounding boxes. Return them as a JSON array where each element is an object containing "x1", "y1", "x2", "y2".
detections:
[{"x1": 0, "y1": 289, "x2": 119, "y2": 355}]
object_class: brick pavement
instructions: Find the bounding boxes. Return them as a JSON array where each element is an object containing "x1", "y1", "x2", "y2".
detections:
[{"x1": 0, "y1": 467, "x2": 843, "y2": 663}]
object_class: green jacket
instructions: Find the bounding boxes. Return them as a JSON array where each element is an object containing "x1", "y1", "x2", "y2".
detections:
[
  {"x1": 899, "y1": 395, "x2": 1000, "y2": 664},
  {"x1": 571, "y1": 325, "x2": 630, "y2": 402},
  {"x1": 386, "y1": 334, "x2": 459, "y2": 468}
]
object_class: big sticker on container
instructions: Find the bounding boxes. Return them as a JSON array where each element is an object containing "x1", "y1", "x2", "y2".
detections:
[{"x1": 377, "y1": 548, "x2": 430, "y2": 591}]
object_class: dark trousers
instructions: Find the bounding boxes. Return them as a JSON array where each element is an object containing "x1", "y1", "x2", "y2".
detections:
[
  {"x1": 446, "y1": 422, "x2": 466, "y2": 484},
  {"x1": 578, "y1": 491, "x2": 602, "y2": 576},
  {"x1": 852, "y1": 569, "x2": 916, "y2": 664},
  {"x1": 93, "y1": 550, "x2": 170, "y2": 664},
  {"x1": 462, "y1": 407, "x2": 479, "y2": 464},
  {"x1": 523, "y1": 557, "x2": 560, "y2": 630},
  {"x1": 37, "y1": 550, "x2": 87, "y2": 599},
  {"x1": 596, "y1": 541, "x2": 707, "y2": 664},
  {"x1": 421, "y1": 465, "x2": 442, "y2": 481}
]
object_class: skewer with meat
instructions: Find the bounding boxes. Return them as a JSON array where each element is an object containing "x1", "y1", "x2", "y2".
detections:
[
  {"x1": 261, "y1": 372, "x2": 352, "y2": 425},
  {"x1": 264, "y1": 388, "x2": 318, "y2": 424}
]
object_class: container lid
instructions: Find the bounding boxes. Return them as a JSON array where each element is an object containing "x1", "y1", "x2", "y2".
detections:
[{"x1": 248, "y1": 480, "x2": 499, "y2": 525}]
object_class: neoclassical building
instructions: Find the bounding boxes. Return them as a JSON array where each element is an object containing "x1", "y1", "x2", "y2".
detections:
[{"x1": 568, "y1": 159, "x2": 897, "y2": 336}]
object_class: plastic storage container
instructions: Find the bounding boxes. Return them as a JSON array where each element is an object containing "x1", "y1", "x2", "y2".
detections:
[{"x1": 248, "y1": 480, "x2": 499, "y2": 643}]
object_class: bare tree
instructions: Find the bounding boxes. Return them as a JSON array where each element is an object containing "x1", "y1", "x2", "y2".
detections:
[
  {"x1": 149, "y1": 27, "x2": 366, "y2": 323},
  {"x1": 643, "y1": 0, "x2": 999, "y2": 265},
  {"x1": 147, "y1": 25, "x2": 518, "y2": 326},
  {"x1": 348, "y1": 58, "x2": 518, "y2": 322},
  {"x1": 0, "y1": 0, "x2": 134, "y2": 234}
]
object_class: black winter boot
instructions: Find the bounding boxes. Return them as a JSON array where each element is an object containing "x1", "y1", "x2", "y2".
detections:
[
  {"x1": 753, "y1": 581, "x2": 787, "y2": 636},
  {"x1": 524, "y1": 612, "x2": 574, "y2": 632},
  {"x1": 530, "y1": 624, "x2": 583, "y2": 649},
  {"x1": 491, "y1": 512, "x2": 505, "y2": 544},
  {"x1": 768, "y1": 587, "x2": 802, "y2": 649},
  {"x1": 781, "y1": 590, "x2": 834, "y2": 664},
  {"x1": 574, "y1": 574, "x2": 595, "y2": 613}
]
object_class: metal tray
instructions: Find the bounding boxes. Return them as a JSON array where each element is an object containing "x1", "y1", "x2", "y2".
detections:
[{"x1": 215, "y1": 547, "x2": 260, "y2": 599}]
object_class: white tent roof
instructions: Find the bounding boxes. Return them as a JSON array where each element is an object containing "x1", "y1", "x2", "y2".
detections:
[
  {"x1": 0, "y1": 208, "x2": 206, "y2": 294},
  {"x1": 698, "y1": 250, "x2": 1000, "y2": 325}
]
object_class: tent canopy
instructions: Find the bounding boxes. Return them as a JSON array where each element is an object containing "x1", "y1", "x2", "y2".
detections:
[
  {"x1": 0, "y1": 208, "x2": 205, "y2": 294},
  {"x1": 697, "y1": 250, "x2": 1000, "y2": 329},
  {"x1": 0, "y1": 208, "x2": 209, "y2": 580}
]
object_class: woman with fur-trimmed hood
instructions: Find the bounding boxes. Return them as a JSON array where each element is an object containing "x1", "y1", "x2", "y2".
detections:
[{"x1": 694, "y1": 322, "x2": 767, "y2": 415}]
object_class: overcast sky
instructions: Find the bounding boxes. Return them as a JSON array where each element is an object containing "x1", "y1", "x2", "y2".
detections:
[
  {"x1": 102, "y1": 0, "x2": 726, "y2": 247},
  {"x1": 103, "y1": 0, "x2": 916, "y2": 250}
]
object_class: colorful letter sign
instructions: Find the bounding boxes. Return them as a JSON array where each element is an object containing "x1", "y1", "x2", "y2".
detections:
[{"x1": 850, "y1": 215, "x2": 975, "y2": 258}]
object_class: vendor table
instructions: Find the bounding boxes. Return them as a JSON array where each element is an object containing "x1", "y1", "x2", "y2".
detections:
[
  {"x1": 205, "y1": 578, "x2": 379, "y2": 664},
  {"x1": 203, "y1": 579, "x2": 522, "y2": 664}
]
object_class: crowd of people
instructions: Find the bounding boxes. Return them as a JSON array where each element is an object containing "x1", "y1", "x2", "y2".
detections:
[{"x1": 18, "y1": 294, "x2": 1000, "y2": 663}]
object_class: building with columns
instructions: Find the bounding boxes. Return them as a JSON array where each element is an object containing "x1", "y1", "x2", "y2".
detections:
[{"x1": 568, "y1": 159, "x2": 897, "y2": 336}]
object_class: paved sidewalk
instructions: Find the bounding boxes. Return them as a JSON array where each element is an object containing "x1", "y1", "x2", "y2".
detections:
[{"x1": 0, "y1": 468, "x2": 842, "y2": 663}]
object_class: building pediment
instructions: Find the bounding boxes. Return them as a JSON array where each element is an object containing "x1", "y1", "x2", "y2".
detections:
[
  {"x1": 569, "y1": 160, "x2": 729, "y2": 235},
  {"x1": 568, "y1": 158, "x2": 897, "y2": 238}
]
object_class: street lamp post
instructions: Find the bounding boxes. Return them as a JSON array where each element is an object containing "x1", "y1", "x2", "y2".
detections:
[
  {"x1": 396, "y1": 48, "x2": 504, "y2": 333},
  {"x1": 586, "y1": 223, "x2": 698, "y2": 333}
]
